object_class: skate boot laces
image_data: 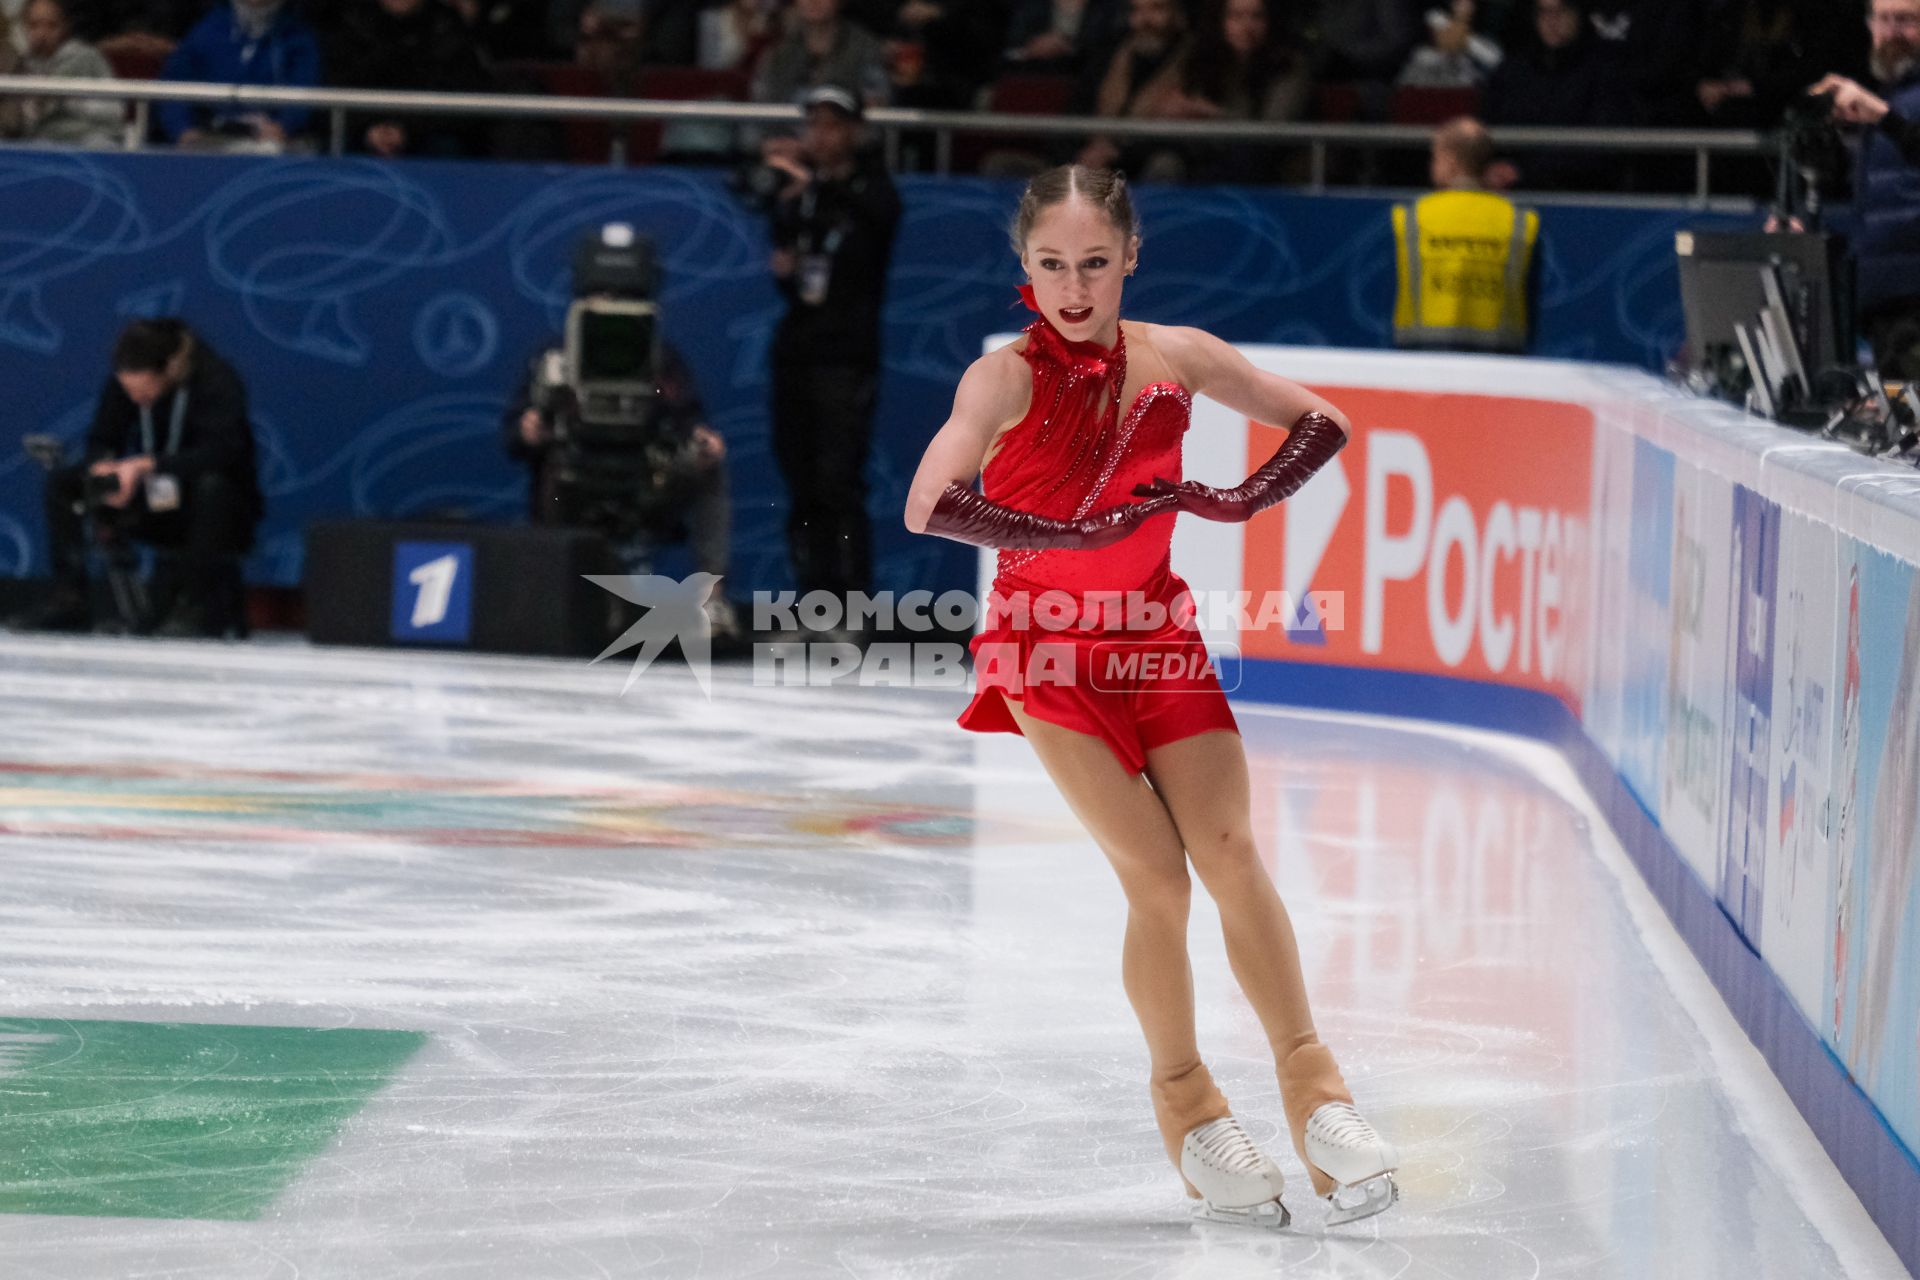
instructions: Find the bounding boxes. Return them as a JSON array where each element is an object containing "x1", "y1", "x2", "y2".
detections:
[
  {"x1": 1186, "y1": 1117, "x2": 1279, "y2": 1176},
  {"x1": 1307, "y1": 1101, "x2": 1376, "y2": 1150}
]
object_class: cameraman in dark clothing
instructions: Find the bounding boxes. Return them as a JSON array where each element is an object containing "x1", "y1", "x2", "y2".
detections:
[
  {"x1": 501, "y1": 338, "x2": 736, "y2": 636},
  {"x1": 1810, "y1": 0, "x2": 1920, "y2": 379},
  {"x1": 16, "y1": 318, "x2": 263, "y2": 637},
  {"x1": 762, "y1": 83, "x2": 900, "y2": 608}
]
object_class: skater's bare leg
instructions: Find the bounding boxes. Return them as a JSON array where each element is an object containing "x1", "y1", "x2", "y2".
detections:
[
  {"x1": 1142, "y1": 730, "x2": 1355, "y2": 1197},
  {"x1": 1004, "y1": 700, "x2": 1231, "y2": 1180}
]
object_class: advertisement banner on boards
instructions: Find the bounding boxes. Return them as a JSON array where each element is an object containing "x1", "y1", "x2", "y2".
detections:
[
  {"x1": 1239, "y1": 388, "x2": 1594, "y2": 708},
  {"x1": 1761, "y1": 511, "x2": 1839, "y2": 1032},
  {"x1": 1659, "y1": 461, "x2": 1735, "y2": 887},
  {"x1": 1830, "y1": 542, "x2": 1920, "y2": 1157},
  {"x1": 1620, "y1": 438, "x2": 1676, "y2": 813},
  {"x1": 1584, "y1": 411, "x2": 1638, "y2": 768},
  {"x1": 1721, "y1": 485, "x2": 1779, "y2": 945}
]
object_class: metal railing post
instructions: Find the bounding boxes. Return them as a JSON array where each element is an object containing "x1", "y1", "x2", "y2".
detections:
[
  {"x1": 884, "y1": 125, "x2": 902, "y2": 173},
  {"x1": 1695, "y1": 146, "x2": 1711, "y2": 208},
  {"x1": 330, "y1": 107, "x2": 345, "y2": 157},
  {"x1": 129, "y1": 100, "x2": 149, "y2": 149},
  {"x1": 1310, "y1": 139, "x2": 1327, "y2": 192},
  {"x1": 935, "y1": 127, "x2": 952, "y2": 176}
]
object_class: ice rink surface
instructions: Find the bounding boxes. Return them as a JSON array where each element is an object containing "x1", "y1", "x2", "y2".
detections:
[{"x1": 0, "y1": 634, "x2": 1908, "y2": 1280}]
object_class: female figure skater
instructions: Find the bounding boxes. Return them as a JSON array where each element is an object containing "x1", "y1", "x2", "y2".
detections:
[{"x1": 904, "y1": 165, "x2": 1399, "y2": 1228}]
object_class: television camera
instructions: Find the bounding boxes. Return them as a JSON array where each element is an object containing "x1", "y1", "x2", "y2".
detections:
[{"x1": 527, "y1": 224, "x2": 699, "y2": 541}]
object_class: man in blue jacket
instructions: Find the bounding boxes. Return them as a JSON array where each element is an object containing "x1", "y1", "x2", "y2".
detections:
[
  {"x1": 159, "y1": 0, "x2": 322, "y2": 150},
  {"x1": 1811, "y1": 0, "x2": 1920, "y2": 378}
]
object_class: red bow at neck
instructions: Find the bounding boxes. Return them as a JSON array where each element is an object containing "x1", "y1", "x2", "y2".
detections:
[{"x1": 1016, "y1": 283, "x2": 1123, "y2": 381}]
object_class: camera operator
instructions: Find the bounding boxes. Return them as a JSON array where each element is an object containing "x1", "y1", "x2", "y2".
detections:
[
  {"x1": 501, "y1": 333, "x2": 737, "y2": 638},
  {"x1": 1808, "y1": 0, "x2": 1920, "y2": 378},
  {"x1": 760, "y1": 83, "x2": 900, "y2": 613},
  {"x1": 12, "y1": 318, "x2": 264, "y2": 637}
]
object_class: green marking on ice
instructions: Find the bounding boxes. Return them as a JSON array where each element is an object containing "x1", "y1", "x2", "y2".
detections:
[{"x1": 0, "y1": 1017, "x2": 426, "y2": 1220}]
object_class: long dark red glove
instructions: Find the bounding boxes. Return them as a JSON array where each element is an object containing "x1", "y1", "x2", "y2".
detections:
[
  {"x1": 923, "y1": 482, "x2": 1176, "y2": 549},
  {"x1": 1132, "y1": 411, "x2": 1346, "y2": 523}
]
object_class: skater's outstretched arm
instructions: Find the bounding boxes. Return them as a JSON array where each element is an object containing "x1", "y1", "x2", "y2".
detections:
[
  {"x1": 904, "y1": 346, "x2": 1173, "y2": 549},
  {"x1": 1150, "y1": 324, "x2": 1350, "y2": 443},
  {"x1": 1134, "y1": 326, "x2": 1352, "y2": 523}
]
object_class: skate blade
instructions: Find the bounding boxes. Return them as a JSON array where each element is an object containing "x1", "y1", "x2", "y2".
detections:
[
  {"x1": 1323, "y1": 1172, "x2": 1397, "y2": 1226},
  {"x1": 1190, "y1": 1196, "x2": 1292, "y2": 1230}
]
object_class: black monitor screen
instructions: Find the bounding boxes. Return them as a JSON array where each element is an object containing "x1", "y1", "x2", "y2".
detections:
[
  {"x1": 578, "y1": 310, "x2": 655, "y2": 383},
  {"x1": 1677, "y1": 230, "x2": 1853, "y2": 370}
]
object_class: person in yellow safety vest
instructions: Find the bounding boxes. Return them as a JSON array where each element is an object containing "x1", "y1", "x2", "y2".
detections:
[{"x1": 1392, "y1": 116, "x2": 1539, "y2": 353}]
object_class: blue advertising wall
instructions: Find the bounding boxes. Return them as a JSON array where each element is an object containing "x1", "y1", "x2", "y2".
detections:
[{"x1": 0, "y1": 147, "x2": 1734, "y2": 592}]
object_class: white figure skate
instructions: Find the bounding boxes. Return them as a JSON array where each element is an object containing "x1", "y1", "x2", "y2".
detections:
[
  {"x1": 1303, "y1": 1101, "x2": 1399, "y2": 1225},
  {"x1": 1180, "y1": 1117, "x2": 1291, "y2": 1229}
]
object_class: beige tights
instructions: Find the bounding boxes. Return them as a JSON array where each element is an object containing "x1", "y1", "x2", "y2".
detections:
[{"x1": 1005, "y1": 703, "x2": 1353, "y2": 1197}]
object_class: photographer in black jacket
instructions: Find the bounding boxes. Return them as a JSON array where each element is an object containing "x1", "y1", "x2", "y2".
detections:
[
  {"x1": 761, "y1": 83, "x2": 901, "y2": 608},
  {"x1": 16, "y1": 318, "x2": 264, "y2": 637}
]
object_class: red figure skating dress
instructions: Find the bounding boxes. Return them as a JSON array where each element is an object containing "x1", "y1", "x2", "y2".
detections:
[{"x1": 956, "y1": 301, "x2": 1239, "y2": 773}]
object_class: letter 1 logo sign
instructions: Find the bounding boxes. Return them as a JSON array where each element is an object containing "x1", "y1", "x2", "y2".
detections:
[{"x1": 1240, "y1": 389, "x2": 1593, "y2": 708}]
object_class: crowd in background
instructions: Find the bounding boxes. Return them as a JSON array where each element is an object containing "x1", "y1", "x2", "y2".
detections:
[{"x1": 0, "y1": 0, "x2": 1882, "y2": 188}]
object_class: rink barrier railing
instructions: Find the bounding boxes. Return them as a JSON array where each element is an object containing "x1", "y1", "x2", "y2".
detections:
[{"x1": 0, "y1": 75, "x2": 1771, "y2": 206}]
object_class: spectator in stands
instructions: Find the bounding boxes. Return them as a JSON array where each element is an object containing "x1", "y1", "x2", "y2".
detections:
[
  {"x1": 1582, "y1": 0, "x2": 1705, "y2": 127},
  {"x1": 7, "y1": 0, "x2": 121, "y2": 147},
  {"x1": 4, "y1": 0, "x2": 24, "y2": 52},
  {"x1": 1692, "y1": 0, "x2": 1851, "y2": 128},
  {"x1": 159, "y1": 0, "x2": 320, "y2": 151},
  {"x1": 1391, "y1": 116, "x2": 1537, "y2": 351},
  {"x1": 11, "y1": 318, "x2": 263, "y2": 638},
  {"x1": 646, "y1": 0, "x2": 779, "y2": 160},
  {"x1": 1483, "y1": 0, "x2": 1629, "y2": 187},
  {"x1": 1146, "y1": 0, "x2": 1310, "y2": 181},
  {"x1": 1398, "y1": 0, "x2": 1502, "y2": 88},
  {"x1": 1190, "y1": 0, "x2": 1309, "y2": 118},
  {"x1": 1004, "y1": 0, "x2": 1125, "y2": 76},
  {"x1": 866, "y1": 1, "x2": 1007, "y2": 107},
  {"x1": 1808, "y1": 0, "x2": 1920, "y2": 377},
  {"x1": 553, "y1": 0, "x2": 700, "y2": 76},
  {"x1": 698, "y1": 0, "x2": 782, "y2": 72},
  {"x1": 325, "y1": 0, "x2": 493, "y2": 158},
  {"x1": 1312, "y1": 0, "x2": 1422, "y2": 116},
  {"x1": 1073, "y1": 0, "x2": 1188, "y2": 173},
  {"x1": 761, "y1": 84, "x2": 899, "y2": 624},
  {"x1": 569, "y1": 0, "x2": 642, "y2": 78},
  {"x1": 753, "y1": 0, "x2": 889, "y2": 109}
]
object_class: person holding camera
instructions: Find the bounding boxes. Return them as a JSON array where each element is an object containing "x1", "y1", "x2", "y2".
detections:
[
  {"x1": 762, "y1": 83, "x2": 900, "y2": 613},
  {"x1": 501, "y1": 337, "x2": 737, "y2": 639},
  {"x1": 13, "y1": 318, "x2": 264, "y2": 637},
  {"x1": 1810, "y1": 0, "x2": 1920, "y2": 378}
]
